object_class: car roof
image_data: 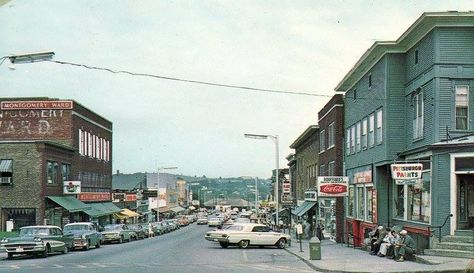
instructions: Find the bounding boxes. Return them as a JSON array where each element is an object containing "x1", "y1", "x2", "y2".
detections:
[
  {"x1": 64, "y1": 222, "x2": 94, "y2": 225},
  {"x1": 20, "y1": 225, "x2": 61, "y2": 229}
]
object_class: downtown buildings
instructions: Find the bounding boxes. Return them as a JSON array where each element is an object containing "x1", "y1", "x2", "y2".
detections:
[
  {"x1": 288, "y1": 11, "x2": 474, "y2": 255},
  {"x1": 0, "y1": 97, "x2": 116, "y2": 230}
]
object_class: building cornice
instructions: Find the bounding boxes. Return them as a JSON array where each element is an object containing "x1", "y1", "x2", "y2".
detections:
[{"x1": 289, "y1": 125, "x2": 319, "y2": 149}]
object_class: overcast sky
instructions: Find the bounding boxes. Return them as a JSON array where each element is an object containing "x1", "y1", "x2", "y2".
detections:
[{"x1": 0, "y1": 1, "x2": 472, "y2": 178}]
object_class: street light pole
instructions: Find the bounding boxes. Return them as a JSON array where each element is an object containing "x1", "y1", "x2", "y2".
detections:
[
  {"x1": 254, "y1": 177, "x2": 258, "y2": 210},
  {"x1": 244, "y1": 133, "x2": 279, "y2": 228},
  {"x1": 156, "y1": 166, "x2": 178, "y2": 222}
]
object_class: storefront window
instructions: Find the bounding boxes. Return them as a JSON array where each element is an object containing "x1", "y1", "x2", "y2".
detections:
[
  {"x1": 407, "y1": 171, "x2": 431, "y2": 222},
  {"x1": 394, "y1": 185, "x2": 404, "y2": 218},
  {"x1": 366, "y1": 187, "x2": 373, "y2": 222},
  {"x1": 348, "y1": 186, "x2": 354, "y2": 217},
  {"x1": 357, "y1": 186, "x2": 365, "y2": 220}
]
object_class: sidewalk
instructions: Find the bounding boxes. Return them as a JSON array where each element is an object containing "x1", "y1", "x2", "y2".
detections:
[{"x1": 285, "y1": 237, "x2": 474, "y2": 273}]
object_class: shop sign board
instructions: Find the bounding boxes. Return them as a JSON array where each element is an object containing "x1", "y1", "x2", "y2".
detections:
[
  {"x1": 317, "y1": 176, "x2": 348, "y2": 197},
  {"x1": 77, "y1": 192, "x2": 111, "y2": 201},
  {"x1": 282, "y1": 180, "x2": 291, "y2": 193},
  {"x1": 1, "y1": 100, "x2": 73, "y2": 110},
  {"x1": 63, "y1": 181, "x2": 81, "y2": 194},
  {"x1": 391, "y1": 163, "x2": 423, "y2": 185}
]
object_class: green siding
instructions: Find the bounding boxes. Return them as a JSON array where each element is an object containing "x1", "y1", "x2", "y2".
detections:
[
  {"x1": 438, "y1": 27, "x2": 474, "y2": 63},
  {"x1": 406, "y1": 31, "x2": 435, "y2": 83},
  {"x1": 431, "y1": 154, "x2": 451, "y2": 235},
  {"x1": 386, "y1": 54, "x2": 406, "y2": 156}
]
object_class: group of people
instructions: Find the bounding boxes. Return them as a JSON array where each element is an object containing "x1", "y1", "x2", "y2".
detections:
[{"x1": 369, "y1": 226, "x2": 416, "y2": 262}]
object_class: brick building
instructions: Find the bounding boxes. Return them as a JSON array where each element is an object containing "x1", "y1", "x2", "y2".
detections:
[{"x1": 0, "y1": 98, "x2": 114, "y2": 230}]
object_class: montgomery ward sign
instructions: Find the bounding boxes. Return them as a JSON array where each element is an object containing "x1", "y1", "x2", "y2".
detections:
[
  {"x1": 1, "y1": 100, "x2": 73, "y2": 110},
  {"x1": 317, "y1": 176, "x2": 349, "y2": 197},
  {"x1": 391, "y1": 164, "x2": 423, "y2": 183}
]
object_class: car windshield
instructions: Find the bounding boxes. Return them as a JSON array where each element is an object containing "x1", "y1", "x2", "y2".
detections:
[
  {"x1": 64, "y1": 225, "x2": 88, "y2": 231},
  {"x1": 104, "y1": 225, "x2": 122, "y2": 231},
  {"x1": 20, "y1": 227, "x2": 50, "y2": 236}
]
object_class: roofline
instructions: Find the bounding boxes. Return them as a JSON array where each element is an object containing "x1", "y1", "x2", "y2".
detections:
[
  {"x1": 289, "y1": 125, "x2": 319, "y2": 149},
  {"x1": 335, "y1": 11, "x2": 474, "y2": 92}
]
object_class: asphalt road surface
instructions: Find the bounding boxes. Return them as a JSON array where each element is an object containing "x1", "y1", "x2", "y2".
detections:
[{"x1": 0, "y1": 223, "x2": 312, "y2": 273}]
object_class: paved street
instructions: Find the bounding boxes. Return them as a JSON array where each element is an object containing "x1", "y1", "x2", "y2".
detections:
[{"x1": 0, "y1": 224, "x2": 312, "y2": 273}]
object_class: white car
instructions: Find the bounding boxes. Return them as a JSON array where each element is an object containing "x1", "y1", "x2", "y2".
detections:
[
  {"x1": 204, "y1": 223, "x2": 290, "y2": 249},
  {"x1": 196, "y1": 218, "x2": 208, "y2": 225},
  {"x1": 208, "y1": 217, "x2": 221, "y2": 227}
]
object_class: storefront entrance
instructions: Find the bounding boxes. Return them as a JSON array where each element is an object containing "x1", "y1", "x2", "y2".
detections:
[{"x1": 457, "y1": 175, "x2": 474, "y2": 229}]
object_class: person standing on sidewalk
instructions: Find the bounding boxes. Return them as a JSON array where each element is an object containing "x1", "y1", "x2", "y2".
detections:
[{"x1": 394, "y1": 230, "x2": 416, "y2": 262}]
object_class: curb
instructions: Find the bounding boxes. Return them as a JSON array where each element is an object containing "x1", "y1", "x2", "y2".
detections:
[{"x1": 284, "y1": 246, "x2": 472, "y2": 273}]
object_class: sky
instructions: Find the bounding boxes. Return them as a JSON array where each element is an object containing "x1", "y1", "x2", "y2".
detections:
[{"x1": 0, "y1": 0, "x2": 472, "y2": 178}]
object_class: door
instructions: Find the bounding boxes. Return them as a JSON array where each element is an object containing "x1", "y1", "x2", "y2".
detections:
[
  {"x1": 468, "y1": 182, "x2": 474, "y2": 228},
  {"x1": 458, "y1": 175, "x2": 474, "y2": 229}
]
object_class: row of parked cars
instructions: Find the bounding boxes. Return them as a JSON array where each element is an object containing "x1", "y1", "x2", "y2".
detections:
[{"x1": 0, "y1": 217, "x2": 191, "y2": 260}]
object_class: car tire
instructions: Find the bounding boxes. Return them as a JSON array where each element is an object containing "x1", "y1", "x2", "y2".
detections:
[
  {"x1": 7, "y1": 253, "x2": 13, "y2": 259},
  {"x1": 96, "y1": 240, "x2": 101, "y2": 248},
  {"x1": 119, "y1": 236, "x2": 124, "y2": 244},
  {"x1": 239, "y1": 240, "x2": 249, "y2": 249},
  {"x1": 42, "y1": 245, "x2": 50, "y2": 258},
  {"x1": 62, "y1": 245, "x2": 69, "y2": 254},
  {"x1": 276, "y1": 238, "x2": 286, "y2": 249},
  {"x1": 219, "y1": 242, "x2": 229, "y2": 248}
]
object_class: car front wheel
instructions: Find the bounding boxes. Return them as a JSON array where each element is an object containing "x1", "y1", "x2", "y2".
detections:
[
  {"x1": 219, "y1": 242, "x2": 229, "y2": 248},
  {"x1": 276, "y1": 238, "x2": 286, "y2": 249},
  {"x1": 239, "y1": 240, "x2": 249, "y2": 249}
]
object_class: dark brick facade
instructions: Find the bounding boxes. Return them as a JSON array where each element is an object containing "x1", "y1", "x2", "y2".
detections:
[{"x1": 0, "y1": 97, "x2": 112, "y2": 231}]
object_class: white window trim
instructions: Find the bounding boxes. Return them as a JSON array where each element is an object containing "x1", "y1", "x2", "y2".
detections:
[
  {"x1": 320, "y1": 129, "x2": 326, "y2": 153},
  {"x1": 328, "y1": 122, "x2": 335, "y2": 149},
  {"x1": 455, "y1": 85, "x2": 469, "y2": 131},
  {"x1": 376, "y1": 108, "x2": 383, "y2": 145}
]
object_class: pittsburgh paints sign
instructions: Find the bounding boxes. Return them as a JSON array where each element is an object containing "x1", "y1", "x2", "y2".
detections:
[
  {"x1": 317, "y1": 176, "x2": 349, "y2": 197},
  {"x1": 391, "y1": 164, "x2": 423, "y2": 180}
]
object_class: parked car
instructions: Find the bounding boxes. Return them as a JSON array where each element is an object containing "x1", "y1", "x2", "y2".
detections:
[
  {"x1": 141, "y1": 223, "x2": 155, "y2": 237},
  {"x1": 128, "y1": 224, "x2": 147, "y2": 239},
  {"x1": 165, "y1": 219, "x2": 179, "y2": 231},
  {"x1": 0, "y1": 225, "x2": 74, "y2": 259},
  {"x1": 151, "y1": 222, "x2": 166, "y2": 235},
  {"x1": 63, "y1": 222, "x2": 102, "y2": 250},
  {"x1": 175, "y1": 215, "x2": 189, "y2": 226},
  {"x1": 208, "y1": 217, "x2": 221, "y2": 227},
  {"x1": 101, "y1": 224, "x2": 136, "y2": 243},
  {"x1": 196, "y1": 217, "x2": 208, "y2": 225},
  {"x1": 204, "y1": 223, "x2": 290, "y2": 249}
]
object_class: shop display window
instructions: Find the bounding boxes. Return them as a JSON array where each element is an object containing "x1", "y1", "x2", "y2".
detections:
[
  {"x1": 366, "y1": 187, "x2": 373, "y2": 222},
  {"x1": 348, "y1": 186, "x2": 354, "y2": 217},
  {"x1": 357, "y1": 186, "x2": 365, "y2": 220},
  {"x1": 394, "y1": 185, "x2": 404, "y2": 218},
  {"x1": 407, "y1": 171, "x2": 431, "y2": 223}
]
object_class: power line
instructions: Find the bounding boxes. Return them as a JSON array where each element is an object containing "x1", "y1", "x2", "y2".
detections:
[{"x1": 47, "y1": 60, "x2": 333, "y2": 98}]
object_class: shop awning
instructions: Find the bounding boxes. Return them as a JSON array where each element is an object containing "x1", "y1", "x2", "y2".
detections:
[
  {"x1": 83, "y1": 202, "x2": 122, "y2": 218},
  {"x1": 170, "y1": 206, "x2": 185, "y2": 213},
  {"x1": 47, "y1": 196, "x2": 90, "y2": 213},
  {"x1": 0, "y1": 160, "x2": 12, "y2": 172},
  {"x1": 113, "y1": 208, "x2": 140, "y2": 219},
  {"x1": 292, "y1": 201, "x2": 317, "y2": 217}
]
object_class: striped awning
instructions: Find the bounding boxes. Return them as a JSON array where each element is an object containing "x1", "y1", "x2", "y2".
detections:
[{"x1": 0, "y1": 160, "x2": 12, "y2": 172}]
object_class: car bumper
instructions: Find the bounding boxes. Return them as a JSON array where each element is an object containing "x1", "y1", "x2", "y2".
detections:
[
  {"x1": 73, "y1": 239, "x2": 89, "y2": 248},
  {"x1": 1, "y1": 244, "x2": 45, "y2": 254}
]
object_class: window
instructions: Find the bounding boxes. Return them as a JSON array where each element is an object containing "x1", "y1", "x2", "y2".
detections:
[
  {"x1": 356, "y1": 122, "x2": 361, "y2": 152},
  {"x1": 455, "y1": 85, "x2": 469, "y2": 130},
  {"x1": 328, "y1": 122, "x2": 335, "y2": 148},
  {"x1": 353, "y1": 89, "x2": 357, "y2": 100},
  {"x1": 0, "y1": 159, "x2": 13, "y2": 184},
  {"x1": 47, "y1": 161, "x2": 59, "y2": 184},
  {"x1": 78, "y1": 129, "x2": 84, "y2": 155},
  {"x1": 362, "y1": 119, "x2": 368, "y2": 150},
  {"x1": 413, "y1": 90, "x2": 424, "y2": 139},
  {"x1": 394, "y1": 184, "x2": 404, "y2": 218},
  {"x1": 319, "y1": 164, "x2": 326, "y2": 176},
  {"x1": 347, "y1": 186, "x2": 354, "y2": 217},
  {"x1": 346, "y1": 128, "x2": 350, "y2": 155},
  {"x1": 350, "y1": 126, "x2": 355, "y2": 154},
  {"x1": 366, "y1": 186, "x2": 374, "y2": 222},
  {"x1": 368, "y1": 74, "x2": 372, "y2": 88},
  {"x1": 328, "y1": 161, "x2": 335, "y2": 176},
  {"x1": 407, "y1": 171, "x2": 431, "y2": 223},
  {"x1": 376, "y1": 108, "x2": 383, "y2": 144},
  {"x1": 61, "y1": 164, "x2": 71, "y2": 182},
  {"x1": 356, "y1": 186, "x2": 365, "y2": 220},
  {"x1": 320, "y1": 129, "x2": 326, "y2": 152},
  {"x1": 414, "y1": 49, "x2": 419, "y2": 64},
  {"x1": 368, "y1": 114, "x2": 375, "y2": 147}
]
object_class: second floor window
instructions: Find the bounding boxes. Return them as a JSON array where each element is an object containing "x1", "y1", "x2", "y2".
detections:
[
  {"x1": 376, "y1": 108, "x2": 383, "y2": 144},
  {"x1": 350, "y1": 126, "x2": 356, "y2": 154},
  {"x1": 0, "y1": 159, "x2": 13, "y2": 185},
  {"x1": 346, "y1": 128, "x2": 350, "y2": 155},
  {"x1": 320, "y1": 129, "x2": 326, "y2": 152},
  {"x1": 328, "y1": 161, "x2": 336, "y2": 176},
  {"x1": 356, "y1": 122, "x2": 361, "y2": 152},
  {"x1": 362, "y1": 119, "x2": 368, "y2": 150},
  {"x1": 62, "y1": 164, "x2": 71, "y2": 182},
  {"x1": 455, "y1": 85, "x2": 469, "y2": 130},
  {"x1": 47, "y1": 161, "x2": 59, "y2": 184},
  {"x1": 369, "y1": 114, "x2": 375, "y2": 147},
  {"x1": 328, "y1": 122, "x2": 335, "y2": 148},
  {"x1": 413, "y1": 90, "x2": 424, "y2": 139}
]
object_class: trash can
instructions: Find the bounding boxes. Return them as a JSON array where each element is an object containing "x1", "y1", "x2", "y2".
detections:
[{"x1": 309, "y1": 237, "x2": 321, "y2": 260}]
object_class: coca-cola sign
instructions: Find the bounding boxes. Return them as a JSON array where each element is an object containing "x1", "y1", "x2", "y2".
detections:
[{"x1": 317, "y1": 176, "x2": 349, "y2": 197}]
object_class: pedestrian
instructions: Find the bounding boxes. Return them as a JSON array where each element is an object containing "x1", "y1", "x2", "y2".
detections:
[
  {"x1": 369, "y1": 226, "x2": 386, "y2": 255},
  {"x1": 394, "y1": 230, "x2": 416, "y2": 262},
  {"x1": 377, "y1": 228, "x2": 393, "y2": 257},
  {"x1": 316, "y1": 220, "x2": 325, "y2": 240},
  {"x1": 304, "y1": 220, "x2": 311, "y2": 239}
]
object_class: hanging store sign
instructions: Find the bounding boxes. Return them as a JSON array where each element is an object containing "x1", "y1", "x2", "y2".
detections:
[
  {"x1": 77, "y1": 192, "x2": 111, "y2": 202},
  {"x1": 63, "y1": 181, "x2": 81, "y2": 194},
  {"x1": 282, "y1": 180, "x2": 291, "y2": 193},
  {"x1": 317, "y1": 176, "x2": 349, "y2": 197},
  {"x1": 391, "y1": 164, "x2": 423, "y2": 184}
]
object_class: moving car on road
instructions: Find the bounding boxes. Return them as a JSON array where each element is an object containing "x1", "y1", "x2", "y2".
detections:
[
  {"x1": 64, "y1": 222, "x2": 102, "y2": 250},
  {"x1": 101, "y1": 224, "x2": 136, "y2": 243},
  {"x1": 0, "y1": 225, "x2": 73, "y2": 259},
  {"x1": 205, "y1": 223, "x2": 290, "y2": 249}
]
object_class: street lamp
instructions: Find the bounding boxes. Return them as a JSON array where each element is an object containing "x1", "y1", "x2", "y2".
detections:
[
  {"x1": 156, "y1": 166, "x2": 178, "y2": 222},
  {"x1": 244, "y1": 133, "x2": 279, "y2": 228},
  {"x1": 1, "y1": 51, "x2": 55, "y2": 70}
]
